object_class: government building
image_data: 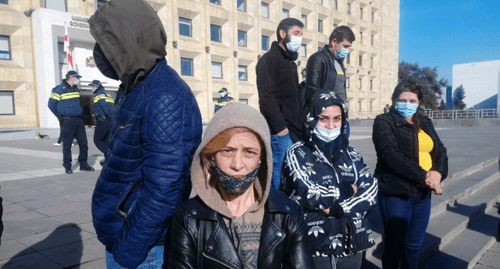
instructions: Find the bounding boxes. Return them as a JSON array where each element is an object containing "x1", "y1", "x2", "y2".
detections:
[{"x1": 0, "y1": 0, "x2": 399, "y2": 128}]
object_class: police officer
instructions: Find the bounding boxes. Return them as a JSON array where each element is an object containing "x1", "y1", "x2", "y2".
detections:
[
  {"x1": 90, "y1": 80, "x2": 114, "y2": 162},
  {"x1": 214, "y1": 87, "x2": 234, "y2": 113},
  {"x1": 48, "y1": 70, "x2": 95, "y2": 174}
]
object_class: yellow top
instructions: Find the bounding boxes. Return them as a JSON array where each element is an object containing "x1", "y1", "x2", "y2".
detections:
[{"x1": 418, "y1": 129, "x2": 434, "y2": 172}]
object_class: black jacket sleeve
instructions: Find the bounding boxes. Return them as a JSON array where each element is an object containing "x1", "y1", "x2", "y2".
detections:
[{"x1": 305, "y1": 53, "x2": 325, "y2": 107}]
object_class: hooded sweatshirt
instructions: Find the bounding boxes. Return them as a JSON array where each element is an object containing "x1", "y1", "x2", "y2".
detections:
[
  {"x1": 281, "y1": 89, "x2": 378, "y2": 256},
  {"x1": 190, "y1": 102, "x2": 273, "y2": 267}
]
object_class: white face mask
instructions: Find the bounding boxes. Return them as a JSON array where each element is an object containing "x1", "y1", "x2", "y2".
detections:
[
  {"x1": 313, "y1": 125, "x2": 341, "y2": 143},
  {"x1": 286, "y1": 35, "x2": 302, "y2": 53},
  {"x1": 220, "y1": 93, "x2": 226, "y2": 97},
  {"x1": 75, "y1": 78, "x2": 80, "y2": 85}
]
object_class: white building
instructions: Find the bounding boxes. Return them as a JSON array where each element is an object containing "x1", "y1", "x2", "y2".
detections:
[{"x1": 452, "y1": 60, "x2": 500, "y2": 109}]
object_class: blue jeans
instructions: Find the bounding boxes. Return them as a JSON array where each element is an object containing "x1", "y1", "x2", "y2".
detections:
[
  {"x1": 270, "y1": 133, "x2": 293, "y2": 190},
  {"x1": 106, "y1": 245, "x2": 164, "y2": 269},
  {"x1": 378, "y1": 193, "x2": 431, "y2": 269}
]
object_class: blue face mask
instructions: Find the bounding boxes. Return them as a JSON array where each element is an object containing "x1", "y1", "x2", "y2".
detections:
[
  {"x1": 335, "y1": 48, "x2": 349, "y2": 59},
  {"x1": 395, "y1": 103, "x2": 418, "y2": 118},
  {"x1": 313, "y1": 125, "x2": 341, "y2": 143}
]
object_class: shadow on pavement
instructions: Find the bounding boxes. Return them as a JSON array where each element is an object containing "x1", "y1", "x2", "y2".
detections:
[{"x1": 2, "y1": 223, "x2": 83, "y2": 269}]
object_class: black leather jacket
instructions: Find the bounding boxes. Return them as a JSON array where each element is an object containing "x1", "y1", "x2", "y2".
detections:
[
  {"x1": 372, "y1": 109, "x2": 448, "y2": 199},
  {"x1": 166, "y1": 188, "x2": 314, "y2": 269},
  {"x1": 304, "y1": 45, "x2": 346, "y2": 107}
]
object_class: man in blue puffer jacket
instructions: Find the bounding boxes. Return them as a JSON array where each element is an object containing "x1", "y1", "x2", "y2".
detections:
[{"x1": 88, "y1": 0, "x2": 203, "y2": 268}]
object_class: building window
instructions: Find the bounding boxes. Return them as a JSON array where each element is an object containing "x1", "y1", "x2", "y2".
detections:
[
  {"x1": 358, "y1": 101, "x2": 362, "y2": 112},
  {"x1": 238, "y1": 30, "x2": 247, "y2": 47},
  {"x1": 262, "y1": 35, "x2": 269, "y2": 51},
  {"x1": 346, "y1": 77, "x2": 350, "y2": 88},
  {"x1": 0, "y1": 36, "x2": 11, "y2": 60},
  {"x1": 301, "y1": 14, "x2": 307, "y2": 27},
  {"x1": 371, "y1": 12, "x2": 375, "y2": 23},
  {"x1": 360, "y1": 7, "x2": 363, "y2": 19},
  {"x1": 358, "y1": 78, "x2": 362, "y2": 89},
  {"x1": 318, "y1": 19, "x2": 323, "y2": 33},
  {"x1": 318, "y1": 0, "x2": 323, "y2": 4},
  {"x1": 333, "y1": 0, "x2": 338, "y2": 10},
  {"x1": 181, "y1": 58, "x2": 194, "y2": 76},
  {"x1": 0, "y1": 0, "x2": 7, "y2": 4},
  {"x1": 212, "y1": 61, "x2": 222, "y2": 79},
  {"x1": 359, "y1": 55, "x2": 363, "y2": 66},
  {"x1": 179, "y1": 18, "x2": 192, "y2": 37},
  {"x1": 371, "y1": 34, "x2": 374, "y2": 45},
  {"x1": 347, "y1": 3, "x2": 351, "y2": 15},
  {"x1": 57, "y1": 42, "x2": 67, "y2": 65},
  {"x1": 97, "y1": 1, "x2": 107, "y2": 8},
  {"x1": 237, "y1": 0, "x2": 246, "y2": 12},
  {"x1": 210, "y1": 0, "x2": 220, "y2": 5},
  {"x1": 0, "y1": 91, "x2": 15, "y2": 115},
  {"x1": 346, "y1": 53, "x2": 350, "y2": 64},
  {"x1": 238, "y1": 65, "x2": 247, "y2": 81},
  {"x1": 359, "y1": 31, "x2": 363, "y2": 43},
  {"x1": 261, "y1": 2, "x2": 269, "y2": 18},
  {"x1": 333, "y1": 24, "x2": 338, "y2": 30},
  {"x1": 370, "y1": 79, "x2": 373, "y2": 91},
  {"x1": 210, "y1": 24, "x2": 222, "y2": 42},
  {"x1": 282, "y1": 9, "x2": 289, "y2": 19},
  {"x1": 43, "y1": 0, "x2": 67, "y2": 12},
  {"x1": 370, "y1": 57, "x2": 374, "y2": 68},
  {"x1": 239, "y1": 98, "x2": 248, "y2": 104},
  {"x1": 301, "y1": 44, "x2": 307, "y2": 58}
]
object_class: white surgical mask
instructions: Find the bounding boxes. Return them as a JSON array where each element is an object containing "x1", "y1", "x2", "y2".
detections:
[
  {"x1": 313, "y1": 125, "x2": 341, "y2": 143},
  {"x1": 220, "y1": 93, "x2": 226, "y2": 97},
  {"x1": 75, "y1": 79, "x2": 80, "y2": 85},
  {"x1": 286, "y1": 35, "x2": 302, "y2": 53}
]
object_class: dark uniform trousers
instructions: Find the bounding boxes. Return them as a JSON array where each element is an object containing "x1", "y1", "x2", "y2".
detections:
[
  {"x1": 94, "y1": 117, "x2": 111, "y2": 154},
  {"x1": 61, "y1": 116, "x2": 89, "y2": 169}
]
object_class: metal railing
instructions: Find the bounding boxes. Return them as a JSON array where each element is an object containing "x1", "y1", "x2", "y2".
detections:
[{"x1": 349, "y1": 109, "x2": 498, "y2": 120}]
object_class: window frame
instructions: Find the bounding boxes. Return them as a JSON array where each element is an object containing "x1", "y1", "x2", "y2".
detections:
[
  {"x1": 0, "y1": 91, "x2": 15, "y2": 115},
  {"x1": 301, "y1": 14, "x2": 307, "y2": 27},
  {"x1": 179, "y1": 17, "x2": 192, "y2": 37},
  {"x1": 0, "y1": 35, "x2": 11, "y2": 60},
  {"x1": 282, "y1": 8, "x2": 289, "y2": 19},
  {"x1": 237, "y1": 0, "x2": 246, "y2": 12},
  {"x1": 180, "y1": 58, "x2": 194, "y2": 76},
  {"x1": 318, "y1": 19, "x2": 323, "y2": 33},
  {"x1": 209, "y1": 0, "x2": 220, "y2": 5},
  {"x1": 261, "y1": 2, "x2": 269, "y2": 18},
  {"x1": 238, "y1": 65, "x2": 248, "y2": 81},
  {"x1": 210, "y1": 24, "x2": 222, "y2": 42},
  {"x1": 301, "y1": 44, "x2": 307, "y2": 58},
  {"x1": 212, "y1": 61, "x2": 223, "y2": 79},
  {"x1": 238, "y1": 30, "x2": 247, "y2": 47},
  {"x1": 359, "y1": 55, "x2": 363, "y2": 66},
  {"x1": 347, "y1": 3, "x2": 351, "y2": 15},
  {"x1": 261, "y1": 35, "x2": 269, "y2": 51}
]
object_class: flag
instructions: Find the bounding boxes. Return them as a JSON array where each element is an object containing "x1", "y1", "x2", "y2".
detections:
[{"x1": 64, "y1": 23, "x2": 74, "y2": 69}]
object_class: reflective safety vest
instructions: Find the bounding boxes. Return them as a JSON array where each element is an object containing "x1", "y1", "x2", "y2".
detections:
[{"x1": 48, "y1": 81, "x2": 83, "y2": 117}]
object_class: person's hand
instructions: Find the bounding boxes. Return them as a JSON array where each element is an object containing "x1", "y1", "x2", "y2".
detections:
[
  {"x1": 432, "y1": 183, "x2": 443, "y2": 195},
  {"x1": 276, "y1": 128, "x2": 289, "y2": 136},
  {"x1": 426, "y1": 170, "x2": 442, "y2": 194},
  {"x1": 352, "y1": 184, "x2": 358, "y2": 196}
]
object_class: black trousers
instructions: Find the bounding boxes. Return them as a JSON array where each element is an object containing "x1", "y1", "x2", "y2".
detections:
[
  {"x1": 61, "y1": 116, "x2": 89, "y2": 169},
  {"x1": 94, "y1": 118, "x2": 111, "y2": 154}
]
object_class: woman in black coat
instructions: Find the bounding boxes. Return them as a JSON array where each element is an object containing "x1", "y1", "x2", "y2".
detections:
[{"x1": 372, "y1": 82, "x2": 448, "y2": 269}]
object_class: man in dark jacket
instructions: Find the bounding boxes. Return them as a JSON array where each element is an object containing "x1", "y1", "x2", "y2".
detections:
[
  {"x1": 89, "y1": 80, "x2": 114, "y2": 161},
  {"x1": 213, "y1": 87, "x2": 234, "y2": 113},
  {"x1": 89, "y1": 0, "x2": 203, "y2": 268},
  {"x1": 256, "y1": 18, "x2": 304, "y2": 190},
  {"x1": 48, "y1": 70, "x2": 95, "y2": 174},
  {"x1": 304, "y1": 26, "x2": 355, "y2": 107}
]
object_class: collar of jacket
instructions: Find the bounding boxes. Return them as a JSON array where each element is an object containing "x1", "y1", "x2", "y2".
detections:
[
  {"x1": 323, "y1": 45, "x2": 345, "y2": 64},
  {"x1": 390, "y1": 109, "x2": 415, "y2": 128},
  {"x1": 189, "y1": 188, "x2": 293, "y2": 220},
  {"x1": 272, "y1": 41, "x2": 297, "y2": 61}
]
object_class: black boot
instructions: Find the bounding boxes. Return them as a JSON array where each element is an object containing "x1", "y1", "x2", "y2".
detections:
[
  {"x1": 65, "y1": 168, "x2": 73, "y2": 174},
  {"x1": 80, "y1": 163, "x2": 95, "y2": 172}
]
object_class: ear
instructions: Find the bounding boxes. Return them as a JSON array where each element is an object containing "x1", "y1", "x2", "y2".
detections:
[
  {"x1": 331, "y1": 38, "x2": 338, "y2": 45},
  {"x1": 279, "y1": 29, "x2": 287, "y2": 40}
]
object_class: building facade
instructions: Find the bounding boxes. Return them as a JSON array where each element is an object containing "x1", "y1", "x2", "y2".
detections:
[
  {"x1": 453, "y1": 60, "x2": 500, "y2": 110},
  {"x1": 0, "y1": 0, "x2": 399, "y2": 128}
]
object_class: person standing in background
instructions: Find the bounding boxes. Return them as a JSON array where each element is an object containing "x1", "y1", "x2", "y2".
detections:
[
  {"x1": 214, "y1": 87, "x2": 234, "y2": 113},
  {"x1": 90, "y1": 80, "x2": 114, "y2": 165},
  {"x1": 256, "y1": 18, "x2": 304, "y2": 190}
]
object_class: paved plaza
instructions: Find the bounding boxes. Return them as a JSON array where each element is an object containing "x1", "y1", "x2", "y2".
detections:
[{"x1": 0, "y1": 124, "x2": 499, "y2": 268}]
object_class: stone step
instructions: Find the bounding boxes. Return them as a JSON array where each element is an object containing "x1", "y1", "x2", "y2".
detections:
[
  {"x1": 420, "y1": 206, "x2": 500, "y2": 269},
  {"x1": 421, "y1": 175, "x2": 500, "y2": 264},
  {"x1": 363, "y1": 161, "x2": 500, "y2": 268}
]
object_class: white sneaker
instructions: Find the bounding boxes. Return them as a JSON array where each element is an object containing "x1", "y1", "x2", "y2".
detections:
[{"x1": 53, "y1": 142, "x2": 62, "y2": 146}]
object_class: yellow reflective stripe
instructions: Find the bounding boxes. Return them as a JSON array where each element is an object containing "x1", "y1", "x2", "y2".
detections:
[
  {"x1": 105, "y1": 96, "x2": 115, "y2": 103},
  {"x1": 50, "y1": 93, "x2": 61, "y2": 101},
  {"x1": 337, "y1": 71, "x2": 344, "y2": 75},
  {"x1": 60, "y1": 92, "x2": 80, "y2": 100},
  {"x1": 94, "y1": 94, "x2": 106, "y2": 103},
  {"x1": 217, "y1": 100, "x2": 235, "y2": 107}
]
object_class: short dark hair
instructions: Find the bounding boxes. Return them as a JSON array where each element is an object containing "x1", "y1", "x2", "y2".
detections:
[
  {"x1": 276, "y1": 18, "x2": 304, "y2": 42},
  {"x1": 328, "y1": 26, "x2": 355, "y2": 46}
]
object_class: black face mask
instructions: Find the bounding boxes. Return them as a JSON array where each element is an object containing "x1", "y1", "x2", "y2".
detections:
[{"x1": 93, "y1": 43, "x2": 119, "y2": 81}]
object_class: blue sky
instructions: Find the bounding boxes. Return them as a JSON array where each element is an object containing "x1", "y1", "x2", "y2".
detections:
[{"x1": 399, "y1": 0, "x2": 500, "y2": 84}]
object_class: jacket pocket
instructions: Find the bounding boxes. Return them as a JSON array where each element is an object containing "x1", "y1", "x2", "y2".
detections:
[{"x1": 117, "y1": 183, "x2": 143, "y2": 221}]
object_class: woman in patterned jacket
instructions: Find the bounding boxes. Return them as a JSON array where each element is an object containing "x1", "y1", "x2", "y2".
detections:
[{"x1": 281, "y1": 89, "x2": 378, "y2": 269}]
